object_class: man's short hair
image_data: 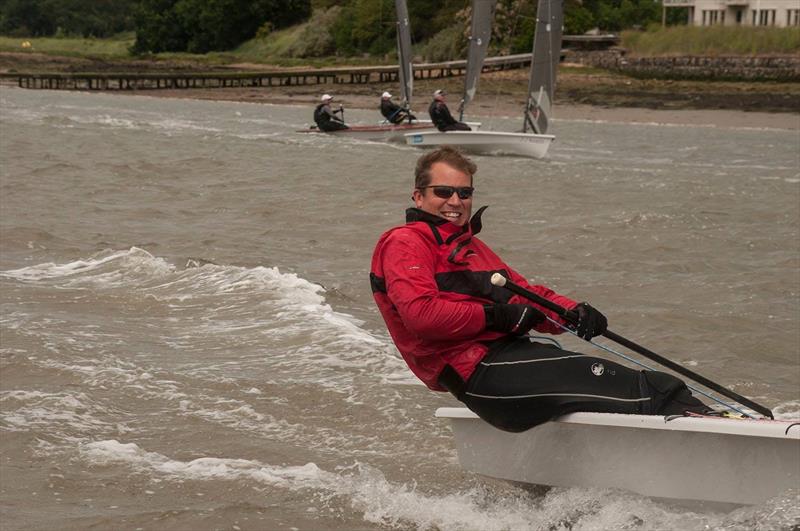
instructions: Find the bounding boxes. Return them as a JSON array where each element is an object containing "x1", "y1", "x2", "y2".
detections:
[{"x1": 414, "y1": 146, "x2": 477, "y2": 189}]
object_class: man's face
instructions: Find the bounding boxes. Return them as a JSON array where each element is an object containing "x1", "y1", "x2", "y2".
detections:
[{"x1": 412, "y1": 162, "x2": 473, "y2": 226}]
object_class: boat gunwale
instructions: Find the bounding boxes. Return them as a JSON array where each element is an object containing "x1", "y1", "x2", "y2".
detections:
[
  {"x1": 435, "y1": 407, "x2": 800, "y2": 439},
  {"x1": 404, "y1": 130, "x2": 556, "y2": 141}
]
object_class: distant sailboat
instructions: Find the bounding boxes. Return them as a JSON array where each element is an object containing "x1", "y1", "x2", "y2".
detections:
[
  {"x1": 405, "y1": 0, "x2": 562, "y2": 158},
  {"x1": 297, "y1": 0, "x2": 479, "y2": 143}
]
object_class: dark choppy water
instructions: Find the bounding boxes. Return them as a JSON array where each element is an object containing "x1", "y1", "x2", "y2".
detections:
[{"x1": 1, "y1": 87, "x2": 799, "y2": 530}]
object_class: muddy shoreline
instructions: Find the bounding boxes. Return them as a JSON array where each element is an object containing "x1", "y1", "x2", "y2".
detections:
[{"x1": 2, "y1": 51, "x2": 798, "y2": 129}]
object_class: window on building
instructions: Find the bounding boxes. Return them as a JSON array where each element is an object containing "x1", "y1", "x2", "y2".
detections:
[
  {"x1": 788, "y1": 9, "x2": 800, "y2": 26},
  {"x1": 758, "y1": 9, "x2": 776, "y2": 25},
  {"x1": 702, "y1": 9, "x2": 723, "y2": 25}
]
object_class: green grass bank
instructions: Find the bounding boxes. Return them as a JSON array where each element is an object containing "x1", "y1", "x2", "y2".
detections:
[
  {"x1": 1, "y1": 25, "x2": 798, "y2": 69},
  {"x1": 621, "y1": 26, "x2": 800, "y2": 56}
]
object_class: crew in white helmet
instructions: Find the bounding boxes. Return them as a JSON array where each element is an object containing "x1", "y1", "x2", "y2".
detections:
[
  {"x1": 314, "y1": 94, "x2": 348, "y2": 132},
  {"x1": 380, "y1": 91, "x2": 416, "y2": 124}
]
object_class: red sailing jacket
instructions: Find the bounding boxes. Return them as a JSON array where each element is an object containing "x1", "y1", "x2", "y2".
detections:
[{"x1": 370, "y1": 207, "x2": 577, "y2": 391}]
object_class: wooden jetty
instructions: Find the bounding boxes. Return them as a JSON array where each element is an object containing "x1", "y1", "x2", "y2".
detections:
[{"x1": 0, "y1": 54, "x2": 532, "y2": 91}]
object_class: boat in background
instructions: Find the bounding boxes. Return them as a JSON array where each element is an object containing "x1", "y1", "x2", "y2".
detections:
[
  {"x1": 405, "y1": 0, "x2": 562, "y2": 158},
  {"x1": 297, "y1": 0, "x2": 480, "y2": 143},
  {"x1": 436, "y1": 407, "x2": 800, "y2": 506}
]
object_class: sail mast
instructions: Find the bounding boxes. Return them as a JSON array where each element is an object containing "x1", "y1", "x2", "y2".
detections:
[
  {"x1": 460, "y1": 0, "x2": 496, "y2": 121},
  {"x1": 395, "y1": 0, "x2": 414, "y2": 108},
  {"x1": 523, "y1": 0, "x2": 563, "y2": 134}
]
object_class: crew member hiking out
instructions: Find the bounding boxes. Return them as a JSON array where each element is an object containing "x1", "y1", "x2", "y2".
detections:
[
  {"x1": 380, "y1": 91, "x2": 416, "y2": 124},
  {"x1": 370, "y1": 146, "x2": 710, "y2": 433},
  {"x1": 428, "y1": 90, "x2": 471, "y2": 132},
  {"x1": 314, "y1": 94, "x2": 349, "y2": 132}
]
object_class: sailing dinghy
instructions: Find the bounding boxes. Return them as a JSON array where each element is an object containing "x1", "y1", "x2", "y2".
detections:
[
  {"x1": 297, "y1": 0, "x2": 479, "y2": 143},
  {"x1": 405, "y1": 0, "x2": 561, "y2": 158},
  {"x1": 436, "y1": 408, "x2": 799, "y2": 506},
  {"x1": 436, "y1": 274, "x2": 800, "y2": 506}
]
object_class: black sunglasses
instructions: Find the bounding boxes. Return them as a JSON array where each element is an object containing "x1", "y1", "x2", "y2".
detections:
[{"x1": 418, "y1": 185, "x2": 475, "y2": 199}]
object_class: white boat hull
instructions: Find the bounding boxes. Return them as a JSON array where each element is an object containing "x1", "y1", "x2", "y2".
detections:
[
  {"x1": 297, "y1": 121, "x2": 482, "y2": 144},
  {"x1": 436, "y1": 407, "x2": 800, "y2": 506},
  {"x1": 405, "y1": 130, "x2": 555, "y2": 159}
]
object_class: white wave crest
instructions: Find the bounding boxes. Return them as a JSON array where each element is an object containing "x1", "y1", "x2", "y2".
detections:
[
  {"x1": 2, "y1": 247, "x2": 408, "y2": 388},
  {"x1": 773, "y1": 400, "x2": 800, "y2": 420},
  {"x1": 1, "y1": 389, "x2": 130, "y2": 437},
  {"x1": 0, "y1": 247, "x2": 172, "y2": 283}
]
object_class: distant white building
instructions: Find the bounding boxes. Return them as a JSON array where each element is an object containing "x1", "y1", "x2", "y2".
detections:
[{"x1": 663, "y1": 0, "x2": 800, "y2": 27}]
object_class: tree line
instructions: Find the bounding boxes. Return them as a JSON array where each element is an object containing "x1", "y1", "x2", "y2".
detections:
[{"x1": 0, "y1": 0, "x2": 681, "y2": 56}]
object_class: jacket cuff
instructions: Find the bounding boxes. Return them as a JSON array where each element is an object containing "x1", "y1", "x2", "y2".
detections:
[{"x1": 482, "y1": 304, "x2": 495, "y2": 330}]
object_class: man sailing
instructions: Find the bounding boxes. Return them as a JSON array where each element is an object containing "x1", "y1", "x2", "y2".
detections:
[
  {"x1": 428, "y1": 90, "x2": 471, "y2": 132},
  {"x1": 314, "y1": 94, "x2": 349, "y2": 132},
  {"x1": 370, "y1": 146, "x2": 710, "y2": 432},
  {"x1": 380, "y1": 91, "x2": 416, "y2": 124}
]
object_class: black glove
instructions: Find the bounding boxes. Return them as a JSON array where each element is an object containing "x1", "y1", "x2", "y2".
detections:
[
  {"x1": 484, "y1": 303, "x2": 545, "y2": 335},
  {"x1": 572, "y1": 302, "x2": 607, "y2": 340}
]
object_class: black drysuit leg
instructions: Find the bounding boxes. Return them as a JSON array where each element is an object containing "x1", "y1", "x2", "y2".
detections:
[
  {"x1": 318, "y1": 120, "x2": 349, "y2": 132},
  {"x1": 456, "y1": 337, "x2": 707, "y2": 433}
]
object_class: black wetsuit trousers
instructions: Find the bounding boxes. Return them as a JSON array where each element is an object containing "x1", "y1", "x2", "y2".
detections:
[
  {"x1": 440, "y1": 337, "x2": 707, "y2": 433},
  {"x1": 388, "y1": 111, "x2": 417, "y2": 124},
  {"x1": 438, "y1": 122, "x2": 472, "y2": 132},
  {"x1": 317, "y1": 120, "x2": 349, "y2": 132}
]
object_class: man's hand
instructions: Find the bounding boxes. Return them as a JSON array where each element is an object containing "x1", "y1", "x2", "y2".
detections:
[
  {"x1": 572, "y1": 302, "x2": 607, "y2": 340},
  {"x1": 484, "y1": 304, "x2": 545, "y2": 335}
]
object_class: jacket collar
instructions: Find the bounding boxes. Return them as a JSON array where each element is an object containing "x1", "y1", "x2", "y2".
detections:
[{"x1": 405, "y1": 206, "x2": 488, "y2": 239}]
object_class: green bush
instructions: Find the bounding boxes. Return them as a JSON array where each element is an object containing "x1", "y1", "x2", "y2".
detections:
[
  {"x1": 331, "y1": 0, "x2": 396, "y2": 57},
  {"x1": 131, "y1": 0, "x2": 310, "y2": 54},
  {"x1": 495, "y1": 0, "x2": 536, "y2": 55},
  {"x1": 416, "y1": 23, "x2": 466, "y2": 63},
  {"x1": 287, "y1": 6, "x2": 340, "y2": 57},
  {"x1": 0, "y1": 0, "x2": 136, "y2": 38},
  {"x1": 565, "y1": 6, "x2": 595, "y2": 35}
]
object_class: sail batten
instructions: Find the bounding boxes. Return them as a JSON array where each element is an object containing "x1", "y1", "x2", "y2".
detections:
[
  {"x1": 395, "y1": 0, "x2": 414, "y2": 107},
  {"x1": 461, "y1": 0, "x2": 496, "y2": 119},
  {"x1": 524, "y1": 0, "x2": 564, "y2": 134}
]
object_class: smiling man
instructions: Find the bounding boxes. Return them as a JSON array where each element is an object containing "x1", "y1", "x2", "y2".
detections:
[{"x1": 370, "y1": 146, "x2": 710, "y2": 432}]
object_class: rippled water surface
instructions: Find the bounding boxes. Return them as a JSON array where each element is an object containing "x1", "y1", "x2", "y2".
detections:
[{"x1": 1, "y1": 88, "x2": 799, "y2": 530}]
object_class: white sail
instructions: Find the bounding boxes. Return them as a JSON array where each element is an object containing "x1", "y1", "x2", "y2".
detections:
[
  {"x1": 524, "y1": 0, "x2": 564, "y2": 134},
  {"x1": 395, "y1": 0, "x2": 414, "y2": 107},
  {"x1": 460, "y1": 0, "x2": 496, "y2": 119}
]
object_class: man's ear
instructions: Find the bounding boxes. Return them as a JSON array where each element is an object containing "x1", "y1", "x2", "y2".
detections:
[{"x1": 412, "y1": 189, "x2": 423, "y2": 207}]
